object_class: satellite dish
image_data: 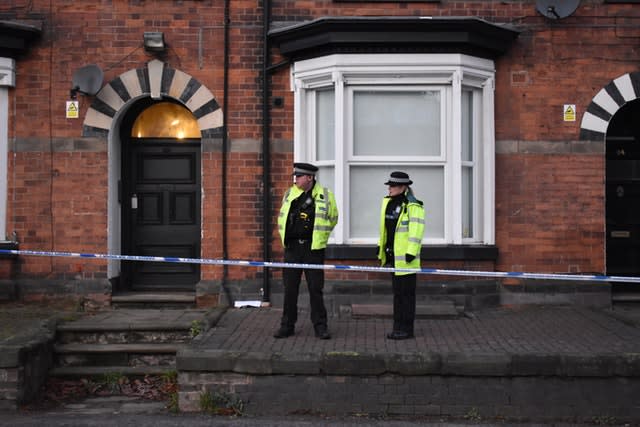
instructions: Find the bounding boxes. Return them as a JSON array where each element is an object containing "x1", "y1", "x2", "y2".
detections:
[
  {"x1": 71, "y1": 64, "x2": 103, "y2": 96},
  {"x1": 536, "y1": 0, "x2": 580, "y2": 20}
]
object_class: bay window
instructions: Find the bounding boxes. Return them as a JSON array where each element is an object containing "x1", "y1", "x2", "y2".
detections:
[{"x1": 292, "y1": 53, "x2": 496, "y2": 246}]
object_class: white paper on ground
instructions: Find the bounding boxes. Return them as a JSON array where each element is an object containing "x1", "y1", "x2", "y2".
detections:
[{"x1": 234, "y1": 300, "x2": 261, "y2": 308}]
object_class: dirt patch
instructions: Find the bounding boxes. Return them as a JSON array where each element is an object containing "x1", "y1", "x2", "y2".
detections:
[{"x1": 0, "y1": 301, "x2": 84, "y2": 342}]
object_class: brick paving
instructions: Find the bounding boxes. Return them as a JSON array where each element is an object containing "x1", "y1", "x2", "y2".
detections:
[
  {"x1": 177, "y1": 305, "x2": 640, "y2": 419},
  {"x1": 194, "y1": 305, "x2": 640, "y2": 356}
]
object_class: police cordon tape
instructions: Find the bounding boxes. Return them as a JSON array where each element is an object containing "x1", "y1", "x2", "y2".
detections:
[{"x1": 1, "y1": 248, "x2": 639, "y2": 284}]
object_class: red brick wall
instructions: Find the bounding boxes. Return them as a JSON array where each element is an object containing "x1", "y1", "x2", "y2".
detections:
[
  {"x1": 495, "y1": 154, "x2": 605, "y2": 274},
  {"x1": 494, "y1": 26, "x2": 639, "y2": 142},
  {"x1": 8, "y1": 149, "x2": 107, "y2": 278},
  {"x1": 3, "y1": 0, "x2": 638, "y2": 285},
  {"x1": 3, "y1": 0, "x2": 263, "y2": 280},
  {"x1": 6, "y1": 0, "x2": 265, "y2": 138}
]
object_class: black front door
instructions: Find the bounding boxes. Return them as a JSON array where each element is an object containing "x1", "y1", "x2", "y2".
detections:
[
  {"x1": 606, "y1": 99, "x2": 640, "y2": 292},
  {"x1": 122, "y1": 139, "x2": 201, "y2": 290},
  {"x1": 606, "y1": 136, "x2": 640, "y2": 277}
]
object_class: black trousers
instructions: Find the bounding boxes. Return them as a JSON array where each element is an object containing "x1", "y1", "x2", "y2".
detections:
[
  {"x1": 391, "y1": 273, "x2": 417, "y2": 334},
  {"x1": 281, "y1": 240, "x2": 328, "y2": 331}
]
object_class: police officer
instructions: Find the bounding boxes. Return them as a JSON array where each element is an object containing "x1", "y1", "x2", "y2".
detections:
[
  {"x1": 274, "y1": 163, "x2": 338, "y2": 339},
  {"x1": 377, "y1": 171, "x2": 425, "y2": 340}
]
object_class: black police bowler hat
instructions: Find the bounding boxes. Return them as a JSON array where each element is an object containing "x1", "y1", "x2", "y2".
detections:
[
  {"x1": 293, "y1": 162, "x2": 318, "y2": 176},
  {"x1": 384, "y1": 171, "x2": 413, "y2": 186}
]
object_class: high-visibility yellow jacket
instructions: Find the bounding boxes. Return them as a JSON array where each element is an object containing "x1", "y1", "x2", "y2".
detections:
[
  {"x1": 278, "y1": 183, "x2": 338, "y2": 250},
  {"x1": 377, "y1": 192, "x2": 425, "y2": 275}
]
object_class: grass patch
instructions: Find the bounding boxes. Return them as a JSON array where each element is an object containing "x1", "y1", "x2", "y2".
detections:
[{"x1": 199, "y1": 390, "x2": 244, "y2": 416}]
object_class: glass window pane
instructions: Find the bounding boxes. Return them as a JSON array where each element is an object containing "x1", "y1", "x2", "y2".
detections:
[
  {"x1": 316, "y1": 166, "x2": 336, "y2": 239},
  {"x1": 349, "y1": 166, "x2": 444, "y2": 240},
  {"x1": 462, "y1": 91, "x2": 473, "y2": 162},
  {"x1": 316, "y1": 166, "x2": 335, "y2": 194},
  {"x1": 462, "y1": 165, "x2": 473, "y2": 238},
  {"x1": 316, "y1": 90, "x2": 335, "y2": 161},
  {"x1": 414, "y1": 167, "x2": 445, "y2": 240},
  {"x1": 349, "y1": 167, "x2": 389, "y2": 240},
  {"x1": 131, "y1": 102, "x2": 200, "y2": 139},
  {"x1": 353, "y1": 90, "x2": 440, "y2": 156}
]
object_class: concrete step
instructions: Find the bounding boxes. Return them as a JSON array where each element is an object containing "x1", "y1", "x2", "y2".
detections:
[
  {"x1": 49, "y1": 365, "x2": 175, "y2": 377},
  {"x1": 56, "y1": 329, "x2": 194, "y2": 345},
  {"x1": 55, "y1": 343, "x2": 183, "y2": 354},
  {"x1": 50, "y1": 308, "x2": 213, "y2": 374},
  {"x1": 55, "y1": 308, "x2": 208, "y2": 344},
  {"x1": 612, "y1": 292, "x2": 640, "y2": 303},
  {"x1": 351, "y1": 302, "x2": 461, "y2": 319},
  {"x1": 56, "y1": 308, "x2": 207, "y2": 331},
  {"x1": 111, "y1": 292, "x2": 196, "y2": 309},
  {"x1": 54, "y1": 343, "x2": 182, "y2": 368}
]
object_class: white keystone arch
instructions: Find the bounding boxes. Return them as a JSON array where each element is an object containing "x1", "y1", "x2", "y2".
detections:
[{"x1": 580, "y1": 72, "x2": 640, "y2": 140}]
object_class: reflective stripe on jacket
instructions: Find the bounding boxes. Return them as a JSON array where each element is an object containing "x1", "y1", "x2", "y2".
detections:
[
  {"x1": 278, "y1": 183, "x2": 339, "y2": 250},
  {"x1": 377, "y1": 193, "x2": 425, "y2": 276}
]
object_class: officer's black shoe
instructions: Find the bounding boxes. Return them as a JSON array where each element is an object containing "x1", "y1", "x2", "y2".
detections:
[
  {"x1": 386, "y1": 331, "x2": 414, "y2": 340},
  {"x1": 273, "y1": 326, "x2": 294, "y2": 339},
  {"x1": 315, "y1": 326, "x2": 331, "y2": 340}
]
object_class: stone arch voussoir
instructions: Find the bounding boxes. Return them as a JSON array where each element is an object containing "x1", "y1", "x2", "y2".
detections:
[
  {"x1": 580, "y1": 72, "x2": 640, "y2": 141},
  {"x1": 81, "y1": 59, "x2": 223, "y2": 139}
]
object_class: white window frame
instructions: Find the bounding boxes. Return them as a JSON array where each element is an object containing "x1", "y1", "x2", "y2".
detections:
[
  {"x1": 0, "y1": 58, "x2": 16, "y2": 242},
  {"x1": 291, "y1": 53, "x2": 496, "y2": 246}
]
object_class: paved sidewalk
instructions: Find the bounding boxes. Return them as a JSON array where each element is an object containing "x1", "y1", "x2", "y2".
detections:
[
  {"x1": 4, "y1": 302, "x2": 640, "y2": 421},
  {"x1": 175, "y1": 304, "x2": 640, "y2": 420},
  {"x1": 191, "y1": 304, "x2": 640, "y2": 358}
]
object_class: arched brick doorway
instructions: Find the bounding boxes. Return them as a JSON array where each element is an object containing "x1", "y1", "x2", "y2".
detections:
[
  {"x1": 581, "y1": 73, "x2": 640, "y2": 290},
  {"x1": 81, "y1": 60, "x2": 223, "y2": 291}
]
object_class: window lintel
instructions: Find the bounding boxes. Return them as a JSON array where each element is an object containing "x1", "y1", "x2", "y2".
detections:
[{"x1": 292, "y1": 54, "x2": 496, "y2": 89}]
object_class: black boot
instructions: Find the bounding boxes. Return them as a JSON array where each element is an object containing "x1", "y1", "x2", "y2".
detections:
[
  {"x1": 386, "y1": 330, "x2": 414, "y2": 340},
  {"x1": 274, "y1": 326, "x2": 294, "y2": 338},
  {"x1": 314, "y1": 325, "x2": 331, "y2": 340}
]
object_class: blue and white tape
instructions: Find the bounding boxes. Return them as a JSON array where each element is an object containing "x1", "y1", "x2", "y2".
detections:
[{"x1": 0, "y1": 248, "x2": 638, "y2": 283}]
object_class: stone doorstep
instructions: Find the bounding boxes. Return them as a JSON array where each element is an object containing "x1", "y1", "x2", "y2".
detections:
[
  {"x1": 54, "y1": 343, "x2": 184, "y2": 354},
  {"x1": 54, "y1": 343, "x2": 181, "y2": 371},
  {"x1": 110, "y1": 292, "x2": 197, "y2": 309},
  {"x1": 613, "y1": 293, "x2": 640, "y2": 303},
  {"x1": 48, "y1": 310, "x2": 207, "y2": 381},
  {"x1": 111, "y1": 292, "x2": 196, "y2": 304},
  {"x1": 56, "y1": 330, "x2": 193, "y2": 346},
  {"x1": 351, "y1": 303, "x2": 461, "y2": 319},
  {"x1": 56, "y1": 322, "x2": 196, "y2": 333},
  {"x1": 49, "y1": 365, "x2": 175, "y2": 377},
  {"x1": 55, "y1": 313, "x2": 208, "y2": 333}
]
